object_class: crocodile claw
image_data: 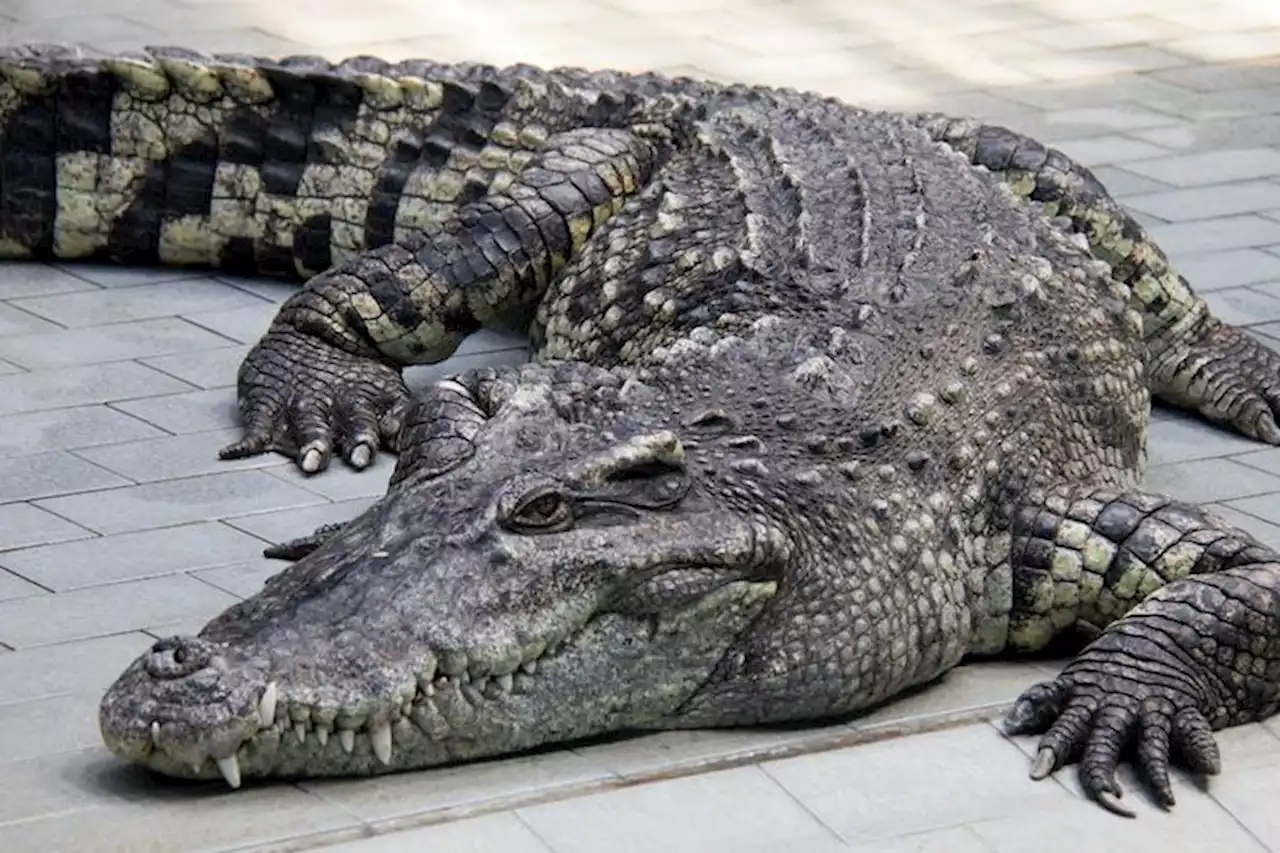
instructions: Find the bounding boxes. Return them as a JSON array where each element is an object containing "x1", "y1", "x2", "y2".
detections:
[{"x1": 220, "y1": 328, "x2": 409, "y2": 475}]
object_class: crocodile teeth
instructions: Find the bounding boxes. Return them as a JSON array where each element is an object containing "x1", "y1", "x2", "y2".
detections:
[
  {"x1": 294, "y1": 723, "x2": 307, "y2": 744},
  {"x1": 257, "y1": 682, "x2": 278, "y2": 728},
  {"x1": 520, "y1": 660, "x2": 537, "y2": 675},
  {"x1": 370, "y1": 722, "x2": 392, "y2": 765},
  {"x1": 316, "y1": 725, "x2": 330, "y2": 747},
  {"x1": 216, "y1": 755, "x2": 242, "y2": 789},
  {"x1": 496, "y1": 673, "x2": 513, "y2": 692},
  {"x1": 339, "y1": 729, "x2": 355, "y2": 754},
  {"x1": 150, "y1": 721, "x2": 161, "y2": 743}
]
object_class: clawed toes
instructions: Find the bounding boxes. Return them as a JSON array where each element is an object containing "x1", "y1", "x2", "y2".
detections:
[
  {"x1": 1003, "y1": 681, "x2": 1066, "y2": 735},
  {"x1": 1008, "y1": 681, "x2": 1223, "y2": 817}
]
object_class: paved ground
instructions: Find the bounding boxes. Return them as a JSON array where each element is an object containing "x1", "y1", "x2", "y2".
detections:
[{"x1": 0, "y1": 0, "x2": 1279, "y2": 850}]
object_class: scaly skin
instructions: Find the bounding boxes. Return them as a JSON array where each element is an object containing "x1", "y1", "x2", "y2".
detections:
[{"x1": 0, "y1": 44, "x2": 1276, "y2": 815}]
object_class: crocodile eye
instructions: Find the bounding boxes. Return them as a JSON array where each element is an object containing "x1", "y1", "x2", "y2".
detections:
[{"x1": 510, "y1": 490, "x2": 573, "y2": 532}]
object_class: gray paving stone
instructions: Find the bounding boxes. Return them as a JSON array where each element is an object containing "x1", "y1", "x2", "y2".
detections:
[
  {"x1": 109, "y1": 387, "x2": 239, "y2": 434},
  {"x1": 967, "y1": 779, "x2": 1268, "y2": 852},
  {"x1": 73, "y1": 427, "x2": 289, "y2": 483},
  {"x1": 0, "y1": 573, "x2": 238, "y2": 648},
  {"x1": 1043, "y1": 134, "x2": 1170, "y2": 166},
  {"x1": 1163, "y1": 87, "x2": 1280, "y2": 123},
  {"x1": 1201, "y1": 285, "x2": 1280, "y2": 325},
  {"x1": 1123, "y1": 180, "x2": 1280, "y2": 222},
  {"x1": 1229, "y1": 445, "x2": 1280, "y2": 477},
  {"x1": 183, "y1": 303, "x2": 277, "y2": 343},
  {"x1": 324, "y1": 813, "x2": 555, "y2": 853},
  {"x1": 572, "y1": 725, "x2": 845, "y2": 780},
  {"x1": 1172, "y1": 248, "x2": 1280, "y2": 290},
  {"x1": 1015, "y1": 45, "x2": 1189, "y2": 81},
  {"x1": 516, "y1": 766, "x2": 840, "y2": 853},
  {"x1": 222, "y1": 497, "x2": 375, "y2": 544},
  {"x1": 141, "y1": 344, "x2": 249, "y2": 389},
  {"x1": 1142, "y1": 458, "x2": 1280, "y2": 503},
  {"x1": 0, "y1": 358, "x2": 23, "y2": 376},
  {"x1": 0, "y1": 302, "x2": 64, "y2": 336},
  {"x1": 761, "y1": 724, "x2": 1064, "y2": 846},
  {"x1": 0, "y1": 317, "x2": 234, "y2": 370},
  {"x1": 0, "y1": 691, "x2": 105, "y2": 763},
  {"x1": 0, "y1": 632, "x2": 152, "y2": 706},
  {"x1": 2, "y1": 12, "x2": 165, "y2": 46},
  {"x1": 0, "y1": 568, "x2": 46, "y2": 602},
  {"x1": 1152, "y1": 61, "x2": 1280, "y2": 94},
  {"x1": 1145, "y1": 410, "x2": 1262, "y2": 466},
  {"x1": 1147, "y1": 215, "x2": 1280, "y2": 255},
  {"x1": 0, "y1": 452, "x2": 130, "y2": 503},
  {"x1": 94, "y1": 24, "x2": 303, "y2": 58},
  {"x1": 1036, "y1": 104, "x2": 1188, "y2": 135},
  {"x1": 0, "y1": 361, "x2": 192, "y2": 418},
  {"x1": 845, "y1": 826, "x2": 996, "y2": 853},
  {"x1": 0, "y1": 405, "x2": 166, "y2": 458},
  {"x1": 1018, "y1": 17, "x2": 1191, "y2": 51},
  {"x1": 54, "y1": 263, "x2": 207, "y2": 289},
  {"x1": 143, "y1": 618, "x2": 210, "y2": 639},
  {"x1": 0, "y1": 521, "x2": 267, "y2": 591},
  {"x1": 1203, "y1": 503, "x2": 1280, "y2": 550},
  {"x1": 305, "y1": 750, "x2": 615, "y2": 823},
  {"x1": 194, "y1": 557, "x2": 282, "y2": 599},
  {"x1": 11, "y1": 278, "x2": 268, "y2": 327},
  {"x1": 0, "y1": 780, "x2": 361, "y2": 853},
  {"x1": 0, "y1": 748, "x2": 124, "y2": 826},
  {"x1": 1164, "y1": 30, "x2": 1280, "y2": 63},
  {"x1": 1090, "y1": 165, "x2": 1173, "y2": 197},
  {"x1": 215, "y1": 274, "x2": 298, "y2": 304},
  {"x1": 1223, "y1": 491, "x2": 1280, "y2": 527},
  {"x1": 265, "y1": 459, "x2": 395, "y2": 502},
  {"x1": 1124, "y1": 148, "x2": 1280, "y2": 187},
  {"x1": 34, "y1": 470, "x2": 330, "y2": 535},
  {"x1": 1134, "y1": 115, "x2": 1280, "y2": 154},
  {"x1": 0, "y1": 263, "x2": 100, "y2": 299},
  {"x1": 0, "y1": 503, "x2": 94, "y2": 553}
]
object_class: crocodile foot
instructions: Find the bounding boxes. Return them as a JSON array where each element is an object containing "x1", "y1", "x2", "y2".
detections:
[
  {"x1": 1003, "y1": 647, "x2": 1221, "y2": 817},
  {"x1": 1154, "y1": 321, "x2": 1280, "y2": 445},
  {"x1": 220, "y1": 328, "x2": 411, "y2": 474}
]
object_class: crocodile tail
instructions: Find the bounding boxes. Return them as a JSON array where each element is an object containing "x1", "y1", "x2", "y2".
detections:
[{"x1": 0, "y1": 44, "x2": 658, "y2": 279}]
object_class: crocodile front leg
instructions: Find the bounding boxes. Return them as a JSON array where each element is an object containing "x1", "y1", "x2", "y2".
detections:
[
  {"x1": 922, "y1": 115, "x2": 1280, "y2": 445},
  {"x1": 1001, "y1": 485, "x2": 1280, "y2": 815},
  {"x1": 221, "y1": 126, "x2": 664, "y2": 473}
]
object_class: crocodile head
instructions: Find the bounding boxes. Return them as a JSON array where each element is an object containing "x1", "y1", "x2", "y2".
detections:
[{"x1": 98, "y1": 367, "x2": 789, "y2": 786}]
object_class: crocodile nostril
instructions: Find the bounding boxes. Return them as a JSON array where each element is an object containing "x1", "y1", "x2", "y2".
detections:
[{"x1": 144, "y1": 636, "x2": 213, "y2": 680}]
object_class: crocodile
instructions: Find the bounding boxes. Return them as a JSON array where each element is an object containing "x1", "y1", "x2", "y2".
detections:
[{"x1": 3, "y1": 43, "x2": 1273, "y2": 817}]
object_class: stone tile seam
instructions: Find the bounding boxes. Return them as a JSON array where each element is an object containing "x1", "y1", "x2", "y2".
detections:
[
  {"x1": 0, "y1": 517, "x2": 283, "y2": 579},
  {"x1": 0, "y1": 296, "x2": 74, "y2": 331}
]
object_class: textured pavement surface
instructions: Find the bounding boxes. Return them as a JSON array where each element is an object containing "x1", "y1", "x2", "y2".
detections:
[{"x1": 1, "y1": 0, "x2": 1280, "y2": 850}]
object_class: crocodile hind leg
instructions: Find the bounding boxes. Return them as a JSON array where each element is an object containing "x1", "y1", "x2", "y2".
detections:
[
  {"x1": 221, "y1": 125, "x2": 665, "y2": 473},
  {"x1": 997, "y1": 484, "x2": 1280, "y2": 815},
  {"x1": 923, "y1": 116, "x2": 1280, "y2": 445}
]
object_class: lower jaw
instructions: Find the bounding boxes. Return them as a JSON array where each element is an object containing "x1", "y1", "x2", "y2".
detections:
[{"x1": 140, "y1": 685, "x2": 548, "y2": 785}]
